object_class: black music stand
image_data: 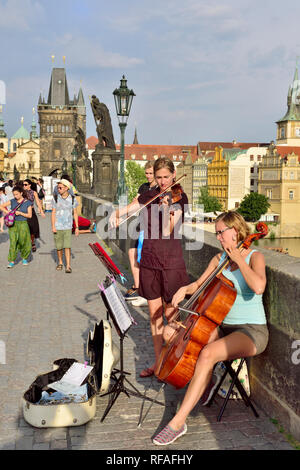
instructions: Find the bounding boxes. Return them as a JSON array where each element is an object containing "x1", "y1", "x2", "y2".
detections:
[{"x1": 98, "y1": 277, "x2": 165, "y2": 424}]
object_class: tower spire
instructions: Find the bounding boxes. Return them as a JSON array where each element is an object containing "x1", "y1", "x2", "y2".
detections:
[{"x1": 133, "y1": 126, "x2": 139, "y2": 144}]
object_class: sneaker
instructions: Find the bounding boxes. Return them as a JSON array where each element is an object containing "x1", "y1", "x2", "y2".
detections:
[
  {"x1": 201, "y1": 362, "x2": 225, "y2": 406},
  {"x1": 124, "y1": 287, "x2": 139, "y2": 301},
  {"x1": 7, "y1": 262, "x2": 14, "y2": 269},
  {"x1": 131, "y1": 297, "x2": 148, "y2": 307},
  {"x1": 153, "y1": 423, "x2": 187, "y2": 446},
  {"x1": 22, "y1": 259, "x2": 29, "y2": 266}
]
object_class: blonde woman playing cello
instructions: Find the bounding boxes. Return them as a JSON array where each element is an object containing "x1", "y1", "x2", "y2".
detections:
[{"x1": 152, "y1": 211, "x2": 269, "y2": 446}]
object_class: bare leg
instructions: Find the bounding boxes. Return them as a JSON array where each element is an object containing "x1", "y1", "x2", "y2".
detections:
[
  {"x1": 57, "y1": 249, "x2": 63, "y2": 266},
  {"x1": 146, "y1": 297, "x2": 166, "y2": 370},
  {"x1": 168, "y1": 331, "x2": 257, "y2": 430},
  {"x1": 128, "y1": 248, "x2": 139, "y2": 288},
  {"x1": 65, "y1": 248, "x2": 71, "y2": 269}
]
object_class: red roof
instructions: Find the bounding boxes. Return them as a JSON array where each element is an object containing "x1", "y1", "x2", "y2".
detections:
[
  {"x1": 197, "y1": 141, "x2": 269, "y2": 152},
  {"x1": 86, "y1": 137, "x2": 198, "y2": 162},
  {"x1": 86, "y1": 136, "x2": 98, "y2": 150},
  {"x1": 276, "y1": 146, "x2": 300, "y2": 160}
]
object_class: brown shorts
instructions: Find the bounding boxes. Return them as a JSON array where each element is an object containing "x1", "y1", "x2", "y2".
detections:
[
  {"x1": 218, "y1": 323, "x2": 269, "y2": 355},
  {"x1": 139, "y1": 266, "x2": 190, "y2": 304}
]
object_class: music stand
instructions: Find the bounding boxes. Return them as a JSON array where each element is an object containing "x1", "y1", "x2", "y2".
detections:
[{"x1": 98, "y1": 276, "x2": 165, "y2": 424}]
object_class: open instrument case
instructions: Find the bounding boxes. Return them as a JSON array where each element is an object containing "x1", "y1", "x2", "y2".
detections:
[{"x1": 22, "y1": 320, "x2": 119, "y2": 428}]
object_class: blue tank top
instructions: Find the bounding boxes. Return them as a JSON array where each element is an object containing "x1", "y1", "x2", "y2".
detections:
[{"x1": 218, "y1": 250, "x2": 266, "y2": 325}]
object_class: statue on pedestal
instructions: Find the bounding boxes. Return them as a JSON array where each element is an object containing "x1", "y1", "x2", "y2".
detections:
[
  {"x1": 89, "y1": 95, "x2": 119, "y2": 201},
  {"x1": 90, "y1": 95, "x2": 116, "y2": 150}
]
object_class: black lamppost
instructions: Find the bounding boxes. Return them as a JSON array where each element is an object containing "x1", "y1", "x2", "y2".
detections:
[
  {"x1": 113, "y1": 75, "x2": 135, "y2": 203},
  {"x1": 71, "y1": 147, "x2": 78, "y2": 189}
]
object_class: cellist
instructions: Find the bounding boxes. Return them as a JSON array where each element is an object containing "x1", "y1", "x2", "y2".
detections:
[{"x1": 152, "y1": 211, "x2": 269, "y2": 446}]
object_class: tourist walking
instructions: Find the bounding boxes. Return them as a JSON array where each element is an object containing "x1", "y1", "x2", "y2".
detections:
[
  {"x1": 0, "y1": 186, "x2": 9, "y2": 232},
  {"x1": 0, "y1": 185, "x2": 32, "y2": 268},
  {"x1": 23, "y1": 179, "x2": 45, "y2": 252},
  {"x1": 51, "y1": 178, "x2": 79, "y2": 273}
]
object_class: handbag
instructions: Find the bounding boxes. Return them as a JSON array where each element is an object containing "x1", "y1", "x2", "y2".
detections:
[{"x1": 4, "y1": 200, "x2": 24, "y2": 228}]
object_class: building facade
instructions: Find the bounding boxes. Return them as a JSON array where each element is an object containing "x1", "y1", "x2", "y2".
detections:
[
  {"x1": 38, "y1": 67, "x2": 86, "y2": 176},
  {"x1": 258, "y1": 144, "x2": 300, "y2": 237},
  {"x1": 276, "y1": 64, "x2": 300, "y2": 146}
]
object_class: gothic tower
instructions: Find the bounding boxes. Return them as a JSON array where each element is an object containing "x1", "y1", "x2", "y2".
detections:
[
  {"x1": 276, "y1": 63, "x2": 300, "y2": 146},
  {"x1": 38, "y1": 66, "x2": 86, "y2": 176}
]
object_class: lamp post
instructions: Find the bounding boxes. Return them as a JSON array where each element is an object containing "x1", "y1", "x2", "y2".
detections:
[
  {"x1": 71, "y1": 147, "x2": 78, "y2": 189},
  {"x1": 113, "y1": 75, "x2": 135, "y2": 203}
]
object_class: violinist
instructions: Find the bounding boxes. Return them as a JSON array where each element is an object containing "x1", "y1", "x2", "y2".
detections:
[
  {"x1": 152, "y1": 211, "x2": 269, "y2": 446},
  {"x1": 109, "y1": 161, "x2": 157, "y2": 303},
  {"x1": 110, "y1": 157, "x2": 190, "y2": 378},
  {"x1": 137, "y1": 157, "x2": 189, "y2": 377}
]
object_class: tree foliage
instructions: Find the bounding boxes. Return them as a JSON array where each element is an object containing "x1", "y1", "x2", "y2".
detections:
[
  {"x1": 237, "y1": 192, "x2": 270, "y2": 222},
  {"x1": 197, "y1": 186, "x2": 223, "y2": 213},
  {"x1": 125, "y1": 161, "x2": 147, "y2": 202}
]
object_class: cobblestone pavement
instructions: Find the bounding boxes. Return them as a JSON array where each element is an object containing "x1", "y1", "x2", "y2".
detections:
[{"x1": 0, "y1": 214, "x2": 294, "y2": 451}]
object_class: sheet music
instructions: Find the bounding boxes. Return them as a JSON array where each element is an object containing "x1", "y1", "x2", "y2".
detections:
[
  {"x1": 49, "y1": 362, "x2": 93, "y2": 394},
  {"x1": 104, "y1": 282, "x2": 136, "y2": 334}
]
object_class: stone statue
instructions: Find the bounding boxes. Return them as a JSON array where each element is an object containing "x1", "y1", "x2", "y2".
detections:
[
  {"x1": 90, "y1": 95, "x2": 116, "y2": 150},
  {"x1": 74, "y1": 127, "x2": 91, "y2": 191}
]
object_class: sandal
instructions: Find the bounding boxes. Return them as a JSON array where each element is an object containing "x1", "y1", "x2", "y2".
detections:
[
  {"x1": 65, "y1": 267, "x2": 72, "y2": 273},
  {"x1": 139, "y1": 367, "x2": 154, "y2": 378},
  {"x1": 56, "y1": 264, "x2": 63, "y2": 271}
]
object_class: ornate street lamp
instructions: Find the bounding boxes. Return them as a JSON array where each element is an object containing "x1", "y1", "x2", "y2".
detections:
[
  {"x1": 71, "y1": 147, "x2": 78, "y2": 189},
  {"x1": 113, "y1": 75, "x2": 135, "y2": 203}
]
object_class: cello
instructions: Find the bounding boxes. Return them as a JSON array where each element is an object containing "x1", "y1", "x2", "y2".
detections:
[{"x1": 154, "y1": 221, "x2": 268, "y2": 389}]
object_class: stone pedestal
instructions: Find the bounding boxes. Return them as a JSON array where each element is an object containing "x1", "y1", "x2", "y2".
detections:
[{"x1": 92, "y1": 146, "x2": 120, "y2": 202}]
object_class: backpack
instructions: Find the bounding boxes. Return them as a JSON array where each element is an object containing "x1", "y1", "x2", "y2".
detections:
[{"x1": 38, "y1": 187, "x2": 45, "y2": 199}]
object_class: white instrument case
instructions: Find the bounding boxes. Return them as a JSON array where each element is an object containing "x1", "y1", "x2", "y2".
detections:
[{"x1": 22, "y1": 320, "x2": 119, "y2": 428}]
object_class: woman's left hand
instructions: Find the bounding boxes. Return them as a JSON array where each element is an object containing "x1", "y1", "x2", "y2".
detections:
[{"x1": 40, "y1": 211, "x2": 46, "y2": 218}]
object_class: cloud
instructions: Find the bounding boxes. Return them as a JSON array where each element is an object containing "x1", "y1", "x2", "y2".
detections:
[
  {"x1": 0, "y1": 0, "x2": 45, "y2": 31},
  {"x1": 51, "y1": 33, "x2": 144, "y2": 69}
]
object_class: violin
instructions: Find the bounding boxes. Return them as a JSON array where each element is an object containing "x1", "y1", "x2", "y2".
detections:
[
  {"x1": 154, "y1": 222, "x2": 268, "y2": 389},
  {"x1": 158, "y1": 183, "x2": 184, "y2": 207}
]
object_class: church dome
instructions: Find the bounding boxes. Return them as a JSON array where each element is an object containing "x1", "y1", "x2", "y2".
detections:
[{"x1": 12, "y1": 118, "x2": 30, "y2": 140}]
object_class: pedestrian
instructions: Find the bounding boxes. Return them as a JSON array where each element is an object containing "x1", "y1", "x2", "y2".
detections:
[
  {"x1": 23, "y1": 179, "x2": 45, "y2": 252},
  {"x1": 152, "y1": 211, "x2": 269, "y2": 445},
  {"x1": 0, "y1": 185, "x2": 32, "y2": 268},
  {"x1": 0, "y1": 186, "x2": 9, "y2": 232},
  {"x1": 37, "y1": 178, "x2": 46, "y2": 212},
  {"x1": 51, "y1": 178, "x2": 79, "y2": 273}
]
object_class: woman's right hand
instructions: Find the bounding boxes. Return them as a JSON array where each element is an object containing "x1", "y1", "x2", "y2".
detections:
[{"x1": 171, "y1": 286, "x2": 188, "y2": 308}]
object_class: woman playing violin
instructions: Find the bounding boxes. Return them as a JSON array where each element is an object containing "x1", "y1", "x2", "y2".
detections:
[
  {"x1": 152, "y1": 211, "x2": 269, "y2": 446},
  {"x1": 110, "y1": 157, "x2": 190, "y2": 378}
]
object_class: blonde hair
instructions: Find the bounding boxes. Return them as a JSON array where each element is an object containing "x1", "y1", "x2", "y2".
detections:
[
  {"x1": 153, "y1": 157, "x2": 175, "y2": 175},
  {"x1": 144, "y1": 161, "x2": 154, "y2": 170},
  {"x1": 215, "y1": 211, "x2": 250, "y2": 242}
]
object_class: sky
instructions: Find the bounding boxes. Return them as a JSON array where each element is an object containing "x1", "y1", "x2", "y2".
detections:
[{"x1": 1, "y1": 0, "x2": 300, "y2": 146}]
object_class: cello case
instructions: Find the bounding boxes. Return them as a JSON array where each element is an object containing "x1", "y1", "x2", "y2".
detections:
[{"x1": 22, "y1": 320, "x2": 119, "y2": 428}]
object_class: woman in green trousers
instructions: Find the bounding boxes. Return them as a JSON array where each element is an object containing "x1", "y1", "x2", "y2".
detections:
[{"x1": 0, "y1": 185, "x2": 32, "y2": 268}]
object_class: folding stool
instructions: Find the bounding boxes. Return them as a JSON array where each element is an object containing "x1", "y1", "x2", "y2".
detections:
[{"x1": 207, "y1": 358, "x2": 259, "y2": 422}]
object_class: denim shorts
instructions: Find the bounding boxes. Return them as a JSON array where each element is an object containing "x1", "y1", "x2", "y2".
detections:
[{"x1": 218, "y1": 323, "x2": 269, "y2": 355}]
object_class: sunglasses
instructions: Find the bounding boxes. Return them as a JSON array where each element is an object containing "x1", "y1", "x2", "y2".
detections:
[{"x1": 23, "y1": 183, "x2": 29, "y2": 187}]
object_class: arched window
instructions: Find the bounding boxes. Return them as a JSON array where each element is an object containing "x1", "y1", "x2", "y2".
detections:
[{"x1": 13, "y1": 143, "x2": 17, "y2": 152}]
